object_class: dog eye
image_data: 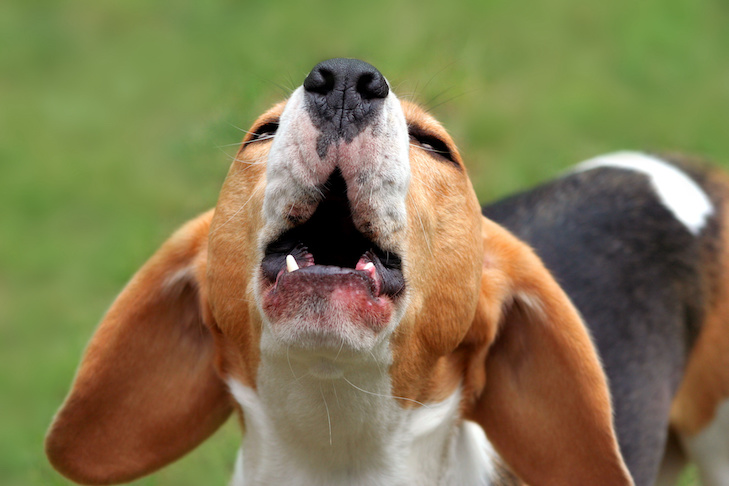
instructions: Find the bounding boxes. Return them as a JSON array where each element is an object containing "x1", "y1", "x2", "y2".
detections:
[
  {"x1": 249, "y1": 121, "x2": 279, "y2": 142},
  {"x1": 409, "y1": 130, "x2": 457, "y2": 166}
]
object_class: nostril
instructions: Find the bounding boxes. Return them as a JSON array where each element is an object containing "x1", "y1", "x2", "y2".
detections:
[
  {"x1": 304, "y1": 67, "x2": 335, "y2": 95},
  {"x1": 356, "y1": 71, "x2": 388, "y2": 100},
  {"x1": 303, "y1": 58, "x2": 389, "y2": 144},
  {"x1": 304, "y1": 59, "x2": 388, "y2": 100}
]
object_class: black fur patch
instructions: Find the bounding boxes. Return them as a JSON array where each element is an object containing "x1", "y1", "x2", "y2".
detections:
[{"x1": 482, "y1": 164, "x2": 717, "y2": 486}]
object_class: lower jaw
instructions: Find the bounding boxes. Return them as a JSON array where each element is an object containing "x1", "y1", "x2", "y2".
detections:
[
  {"x1": 261, "y1": 286, "x2": 394, "y2": 332},
  {"x1": 260, "y1": 315, "x2": 385, "y2": 355}
]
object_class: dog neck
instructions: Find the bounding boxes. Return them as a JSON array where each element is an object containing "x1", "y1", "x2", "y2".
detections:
[{"x1": 226, "y1": 349, "x2": 496, "y2": 486}]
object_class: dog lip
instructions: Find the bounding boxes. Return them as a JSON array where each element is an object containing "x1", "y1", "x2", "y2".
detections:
[
  {"x1": 261, "y1": 264, "x2": 395, "y2": 331},
  {"x1": 275, "y1": 265, "x2": 378, "y2": 299},
  {"x1": 262, "y1": 247, "x2": 404, "y2": 299}
]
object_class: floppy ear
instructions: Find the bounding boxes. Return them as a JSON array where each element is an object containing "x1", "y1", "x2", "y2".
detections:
[
  {"x1": 466, "y1": 218, "x2": 633, "y2": 486},
  {"x1": 45, "y1": 210, "x2": 233, "y2": 485}
]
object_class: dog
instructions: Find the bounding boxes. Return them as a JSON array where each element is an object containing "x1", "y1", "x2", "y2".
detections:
[
  {"x1": 484, "y1": 151, "x2": 729, "y2": 486},
  {"x1": 45, "y1": 58, "x2": 635, "y2": 485}
]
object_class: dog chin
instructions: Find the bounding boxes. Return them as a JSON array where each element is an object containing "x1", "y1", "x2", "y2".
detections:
[{"x1": 260, "y1": 289, "x2": 396, "y2": 355}]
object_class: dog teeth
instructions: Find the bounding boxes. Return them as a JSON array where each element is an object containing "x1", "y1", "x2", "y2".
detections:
[
  {"x1": 286, "y1": 254, "x2": 299, "y2": 272},
  {"x1": 362, "y1": 262, "x2": 377, "y2": 279}
]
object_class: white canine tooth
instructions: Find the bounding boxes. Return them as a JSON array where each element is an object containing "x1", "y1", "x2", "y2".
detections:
[
  {"x1": 286, "y1": 254, "x2": 299, "y2": 272},
  {"x1": 363, "y1": 262, "x2": 375, "y2": 272}
]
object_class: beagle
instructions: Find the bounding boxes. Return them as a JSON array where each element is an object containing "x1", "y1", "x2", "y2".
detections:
[
  {"x1": 484, "y1": 152, "x2": 729, "y2": 486},
  {"x1": 45, "y1": 58, "x2": 633, "y2": 485}
]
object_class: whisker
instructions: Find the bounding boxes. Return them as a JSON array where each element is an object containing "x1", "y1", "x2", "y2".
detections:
[
  {"x1": 428, "y1": 89, "x2": 476, "y2": 112},
  {"x1": 409, "y1": 143, "x2": 450, "y2": 156},
  {"x1": 394, "y1": 91, "x2": 420, "y2": 102},
  {"x1": 424, "y1": 87, "x2": 453, "y2": 110},
  {"x1": 422, "y1": 61, "x2": 457, "y2": 98},
  {"x1": 320, "y1": 383, "x2": 333, "y2": 446},
  {"x1": 287, "y1": 371, "x2": 311, "y2": 386},
  {"x1": 333, "y1": 339, "x2": 345, "y2": 363},
  {"x1": 368, "y1": 350, "x2": 385, "y2": 378},
  {"x1": 332, "y1": 382, "x2": 341, "y2": 409},
  {"x1": 409, "y1": 171, "x2": 439, "y2": 193},
  {"x1": 391, "y1": 80, "x2": 407, "y2": 93},
  {"x1": 229, "y1": 123, "x2": 253, "y2": 133},
  {"x1": 219, "y1": 134, "x2": 275, "y2": 150},
  {"x1": 408, "y1": 192, "x2": 433, "y2": 258},
  {"x1": 284, "y1": 72, "x2": 299, "y2": 93},
  {"x1": 246, "y1": 135, "x2": 276, "y2": 144},
  {"x1": 236, "y1": 151, "x2": 271, "y2": 163},
  {"x1": 287, "y1": 345, "x2": 302, "y2": 382},
  {"x1": 237, "y1": 159, "x2": 268, "y2": 168},
  {"x1": 408, "y1": 179, "x2": 437, "y2": 196},
  {"x1": 208, "y1": 185, "x2": 263, "y2": 236},
  {"x1": 249, "y1": 72, "x2": 295, "y2": 97},
  {"x1": 266, "y1": 77, "x2": 295, "y2": 97},
  {"x1": 236, "y1": 154, "x2": 270, "y2": 166},
  {"x1": 342, "y1": 376, "x2": 429, "y2": 408},
  {"x1": 217, "y1": 141, "x2": 246, "y2": 148},
  {"x1": 215, "y1": 145, "x2": 240, "y2": 162}
]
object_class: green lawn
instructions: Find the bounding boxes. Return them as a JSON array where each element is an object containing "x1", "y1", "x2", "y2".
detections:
[{"x1": 4, "y1": 0, "x2": 728, "y2": 484}]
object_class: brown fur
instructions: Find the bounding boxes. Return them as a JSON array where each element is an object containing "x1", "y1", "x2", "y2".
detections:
[
  {"x1": 46, "y1": 100, "x2": 632, "y2": 485},
  {"x1": 45, "y1": 211, "x2": 232, "y2": 484},
  {"x1": 671, "y1": 168, "x2": 729, "y2": 436},
  {"x1": 465, "y1": 219, "x2": 630, "y2": 486}
]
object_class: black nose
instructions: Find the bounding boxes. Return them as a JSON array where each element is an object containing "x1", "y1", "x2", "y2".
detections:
[
  {"x1": 303, "y1": 59, "x2": 389, "y2": 153},
  {"x1": 304, "y1": 58, "x2": 388, "y2": 100}
]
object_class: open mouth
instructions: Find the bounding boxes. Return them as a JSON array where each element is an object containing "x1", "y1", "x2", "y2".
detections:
[{"x1": 261, "y1": 169, "x2": 405, "y2": 302}]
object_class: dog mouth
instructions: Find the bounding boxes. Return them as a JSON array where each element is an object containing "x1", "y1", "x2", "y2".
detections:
[{"x1": 260, "y1": 169, "x2": 405, "y2": 304}]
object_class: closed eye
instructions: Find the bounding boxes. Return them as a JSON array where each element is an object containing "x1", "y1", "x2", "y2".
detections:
[
  {"x1": 247, "y1": 121, "x2": 279, "y2": 144},
  {"x1": 408, "y1": 128, "x2": 457, "y2": 167}
]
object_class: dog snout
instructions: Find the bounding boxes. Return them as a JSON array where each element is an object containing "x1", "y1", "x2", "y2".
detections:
[
  {"x1": 264, "y1": 59, "x2": 408, "y2": 245},
  {"x1": 303, "y1": 58, "x2": 389, "y2": 146}
]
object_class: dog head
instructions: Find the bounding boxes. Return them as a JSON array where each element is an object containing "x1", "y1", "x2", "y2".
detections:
[{"x1": 46, "y1": 59, "x2": 632, "y2": 486}]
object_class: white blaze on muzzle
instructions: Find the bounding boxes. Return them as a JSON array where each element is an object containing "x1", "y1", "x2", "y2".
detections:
[{"x1": 262, "y1": 85, "x2": 411, "y2": 252}]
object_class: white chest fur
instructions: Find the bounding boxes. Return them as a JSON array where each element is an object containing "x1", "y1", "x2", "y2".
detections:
[{"x1": 226, "y1": 367, "x2": 495, "y2": 486}]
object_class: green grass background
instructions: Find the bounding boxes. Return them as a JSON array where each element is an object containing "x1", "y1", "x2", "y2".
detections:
[{"x1": 3, "y1": 0, "x2": 729, "y2": 484}]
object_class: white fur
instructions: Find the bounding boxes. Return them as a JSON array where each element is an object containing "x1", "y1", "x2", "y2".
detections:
[
  {"x1": 443, "y1": 421, "x2": 497, "y2": 486},
  {"x1": 255, "y1": 83, "x2": 412, "y2": 358},
  {"x1": 230, "y1": 448, "x2": 244, "y2": 486},
  {"x1": 162, "y1": 265, "x2": 195, "y2": 290},
  {"x1": 515, "y1": 291, "x2": 544, "y2": 317},
  {"x1": 576, "y1": 151, "x2": 714, "y2": 235},
  {"x1": 237, "y1": 81, "x2": 494, "y2": 485},
  {"x1": 679, "y1": 400, "x2": 729, "y2": 486},
  {"x1": 227, "y1": 377, "x2": 495, "y2": 486},
  {"x1": 261, "y1": 86, "x2": 411, "y2": 254}
]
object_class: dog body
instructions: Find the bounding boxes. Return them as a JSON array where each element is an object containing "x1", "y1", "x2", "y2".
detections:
[
  {"x1": 46, "y1": 59, "x2": 644, "y2": 486},
  {"x1": 484, "y1": 152, "x2": 729, "y2": 486}
]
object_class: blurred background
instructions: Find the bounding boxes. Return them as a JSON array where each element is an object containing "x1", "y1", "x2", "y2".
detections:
[{"x1": 3, "y1": 0, "x2": 729, "y2": 484}]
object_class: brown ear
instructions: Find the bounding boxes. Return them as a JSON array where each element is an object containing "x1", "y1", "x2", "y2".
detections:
[
  {"x1": 45, "y1": 210, "x2": 233, "y2": 485},
  {"x1": 466, "y1": 219, "x2": 633, "y2": 486}
]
